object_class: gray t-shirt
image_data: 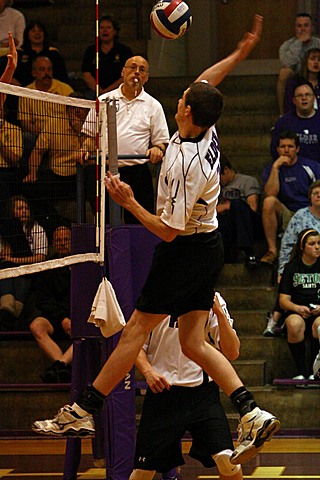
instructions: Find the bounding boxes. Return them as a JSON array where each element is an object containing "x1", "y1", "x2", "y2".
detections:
[
  {"x1": 220, "y1": 173, "x2": 261, "y2": 204},
  {"x1": 279, "y1": 36, "x2": 320, "y2": 72}
]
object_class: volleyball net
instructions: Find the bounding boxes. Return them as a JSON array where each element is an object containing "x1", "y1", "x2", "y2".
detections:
[{"x1": 0, "y1": 83, "x2": 109, "y2": 279}]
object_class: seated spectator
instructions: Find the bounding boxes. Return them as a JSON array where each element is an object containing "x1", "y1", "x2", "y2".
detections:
[
  {"x1": 81, "y1": 13, "x2": 133, "y2": 99},
  {"x1": 278, "y1": 180, "x2": 320, "y2": 276},
  {"x1": 264, "y1": 180, "x2": 320, "y2": 337},
  {"x1": 279, "y1": 228, "x2": 320, "y2": 380},
  {"x1": 0, "y1": 195, "x2": 48, "y2": 330},
  {"x1": 271, "y1": 82, "x2": 320, "y2": 164},
  {"x1": 261, "y1": 130, "x2": 320, "y2": 264},
  {"x1": 284, "y1": 48, "x2": 320, "y2": 114},
  {"x1": 13, "y1": 19, "x2": 69, "y2": 87},
  {"x1": 18, "y1": 56, "x2": 74, "y2": 137},
  {"x1": 217, "y1": 153, "x2": 263, "y2": 268},
  {"x1": 22, "y1": 93, "x2": 95, "y2": 228},
  {"x1": 28, "y1": 225, "x2": 73, "y2": 383},
  {"x1": 277, "y1": 13, "x2": 320, "y2": 116},
  {"x1": 0, "y1": 194, "x2": 48, "y2": 264}
]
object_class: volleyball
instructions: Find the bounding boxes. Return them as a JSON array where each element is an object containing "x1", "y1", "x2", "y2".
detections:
[{"x1": 150, "y1": 0, "x2": 192, "y2": 40}]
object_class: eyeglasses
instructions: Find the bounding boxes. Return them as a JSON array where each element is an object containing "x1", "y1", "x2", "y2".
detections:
[
  {"x1": 294, "y1": 93, "x2": 314, "y2": 99},
  {"x1": 124, "y1": 64, "x2": 148, "y2": 75}
]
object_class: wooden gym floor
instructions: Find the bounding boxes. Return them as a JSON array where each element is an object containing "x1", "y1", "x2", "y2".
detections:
[{"x1": 0, "y1": 436, "x2": 320, "y2": 479}]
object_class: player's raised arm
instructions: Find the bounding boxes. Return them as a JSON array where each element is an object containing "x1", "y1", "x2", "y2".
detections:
[
  {"x1": 0, "y1": 32, "x2": 18, "y2": 84},
  {"x1": 195, "y1": 14, "x2": 263, "y2": 86}
]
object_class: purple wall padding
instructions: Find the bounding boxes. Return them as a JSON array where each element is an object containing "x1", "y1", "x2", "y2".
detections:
[{"x1": 64, "y1": 225, "x2": 160, "y2": 480}]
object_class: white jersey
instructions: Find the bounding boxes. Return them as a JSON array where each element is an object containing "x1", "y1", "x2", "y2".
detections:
[
  {"x1": 143, "y1": 292, "x2": 235, "y2": 387},
  {"x1": 82, "y1": 85, "x2": 169, "y2": 167},
  {"x1": 157, "y1": 126, "x2": 220, "y2": 235}
]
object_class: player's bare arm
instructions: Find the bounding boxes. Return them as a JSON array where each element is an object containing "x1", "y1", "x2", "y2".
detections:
[
  {"x1": 104, "y1": 171, "x2": 180, "y2": 242},
  {"x1": 0, "y1": 32, "x2": 17, "y2": 84},
  {"x1": 195, "y1": 14, "x2": 263, "y2": 86},
  {"x1": 135, "y1": 349, "x2": 171, "y2": 394},
  {"x1": 212, "y1": 295, "x2": 240, "y2": 361}
]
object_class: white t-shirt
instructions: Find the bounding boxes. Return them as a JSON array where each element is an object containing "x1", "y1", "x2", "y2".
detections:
[
  {"x1": 23, "y1": 223, "x2": 48, "y2": 257},
  {"x1": 143, "y1": 292, "x2": 235, "y2": 387},
  {"x1": 0, "y1": 7, "x2": 25, "y2": 50},
  {"x1": 157, "y1": 126, "x2": 220, "y2": 235},
  {"x1": 82, "y1": 85, "x2": 169, "y2": 167}
]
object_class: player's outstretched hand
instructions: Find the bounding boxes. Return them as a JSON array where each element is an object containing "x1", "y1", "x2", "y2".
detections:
[
  {"x1": 104, "y1": 170, "x2": 135, "y2": 208},
  {"x1": 237, "y1": 14, "x2": 263, "y2": 61}
]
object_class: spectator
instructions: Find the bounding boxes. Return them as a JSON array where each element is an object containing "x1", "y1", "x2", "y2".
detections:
[
  {"x1": 82, "y1": 55, "x2": 169, "y2": 223},
  {"x1": 277, "y1": 13, "x2": 320, "y2": 116},
  {"x1": 279, "y1": 228, "x2": 320, "y2": 380},
  {"x1": 21, "y1": 92, "x2": 94, "y2": 235},
  {"x1": 264, "y1": 180, "x2": 320, "y2": 337},
  {"x1": 0, "y1": 195, "x2": 48, "y2": 330},
  {"x1": 271, "y1": 81, "x2": 320, "y2": 164},
  {"x1": 261, "y1": 130, "x2": 320, "y2": 264},
  {"x1": 28, "y1": 225, "x2": 73, "y2": 383},
  {"x1": 18, "y1": 55, "x2": 74, "y2": 137},
  {"x1": 13, "y1": 19, "x2": 69, "y2": 87},
  {"x1": 284, "y1": 47, "x2": 320, "y2": 114},
  {"x1": 217, "y1": 153, "x2": 263, "y2": 268},
  {"x1": 81, "y1": 13, "x2": 133, "y2": 99},
  {"x1": 1, "y1": 195, "x2": 48, "y2": 264},
  {"x1": 278, "y1": 180, "x2": 320, "y2": 276},
  {"x1": 0, "y1": 0, "x2": 25, "y2": 51}
]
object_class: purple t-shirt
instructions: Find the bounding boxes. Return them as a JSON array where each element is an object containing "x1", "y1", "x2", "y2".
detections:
[
  {"x1": 262, "y1": 156, "x2": 320, "y2": 211},
  {"x1": 271, "y1": 110, "x2": 320, "y2": 163}
]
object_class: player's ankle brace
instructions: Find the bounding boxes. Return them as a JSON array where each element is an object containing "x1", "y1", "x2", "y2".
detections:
[
  {"x1": 77, "y1": 385, "x2": 106, "y2": 414},
  {"x1": 230, "y1": 387, "x2": 257, "y2": 417},
  {"x1": 213, "y1": 449, "x2": 241, "y2": 476},
  {"x1": 129, "y1": 469, "x2": 156, "y2": 480}
]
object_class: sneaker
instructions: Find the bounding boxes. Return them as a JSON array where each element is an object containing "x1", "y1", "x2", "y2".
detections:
[
  {"x1": 313, "y1": 351, "x2": 320, "y2": 380},
  {"x1": 292, "y1": 375, "x2": 305, "y2": 380},
  {"x1": 260, "y1": 251, "x2": 278, "y2": 265},
  {"x1": 230, "y1": 407, "x2": 280, "y2": 465},
  {"x1": 263, "y1": 312, "x2": 278, "y2": 337},
  {"x1": 32, "y1": 403, "x2": 95, "y2": 437}
]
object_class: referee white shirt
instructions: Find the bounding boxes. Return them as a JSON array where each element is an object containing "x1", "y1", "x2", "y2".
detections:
[{"x1": 82, "y1": 85, "x2": 169, "y2": 167}]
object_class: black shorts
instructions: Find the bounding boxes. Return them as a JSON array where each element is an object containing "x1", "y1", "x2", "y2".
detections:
[
  {"x1": 134, "y1": 381, "x2": 233, "y2": 473},
  {"x1": 136, "y1": 231, "x2": 224, "y2": 317}
]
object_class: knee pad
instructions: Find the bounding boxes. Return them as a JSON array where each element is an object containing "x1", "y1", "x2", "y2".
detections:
[
  {"x1": 129, "y1": 469, "x2": 156, "y2": 480},
  {"x1": 212, "y1": 449, "x2": 241, "y2": 476}
]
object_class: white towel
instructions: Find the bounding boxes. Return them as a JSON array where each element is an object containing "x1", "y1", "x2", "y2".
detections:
[{"x1": 87, "y1": 277, "x2": 126, "y2": 338}]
